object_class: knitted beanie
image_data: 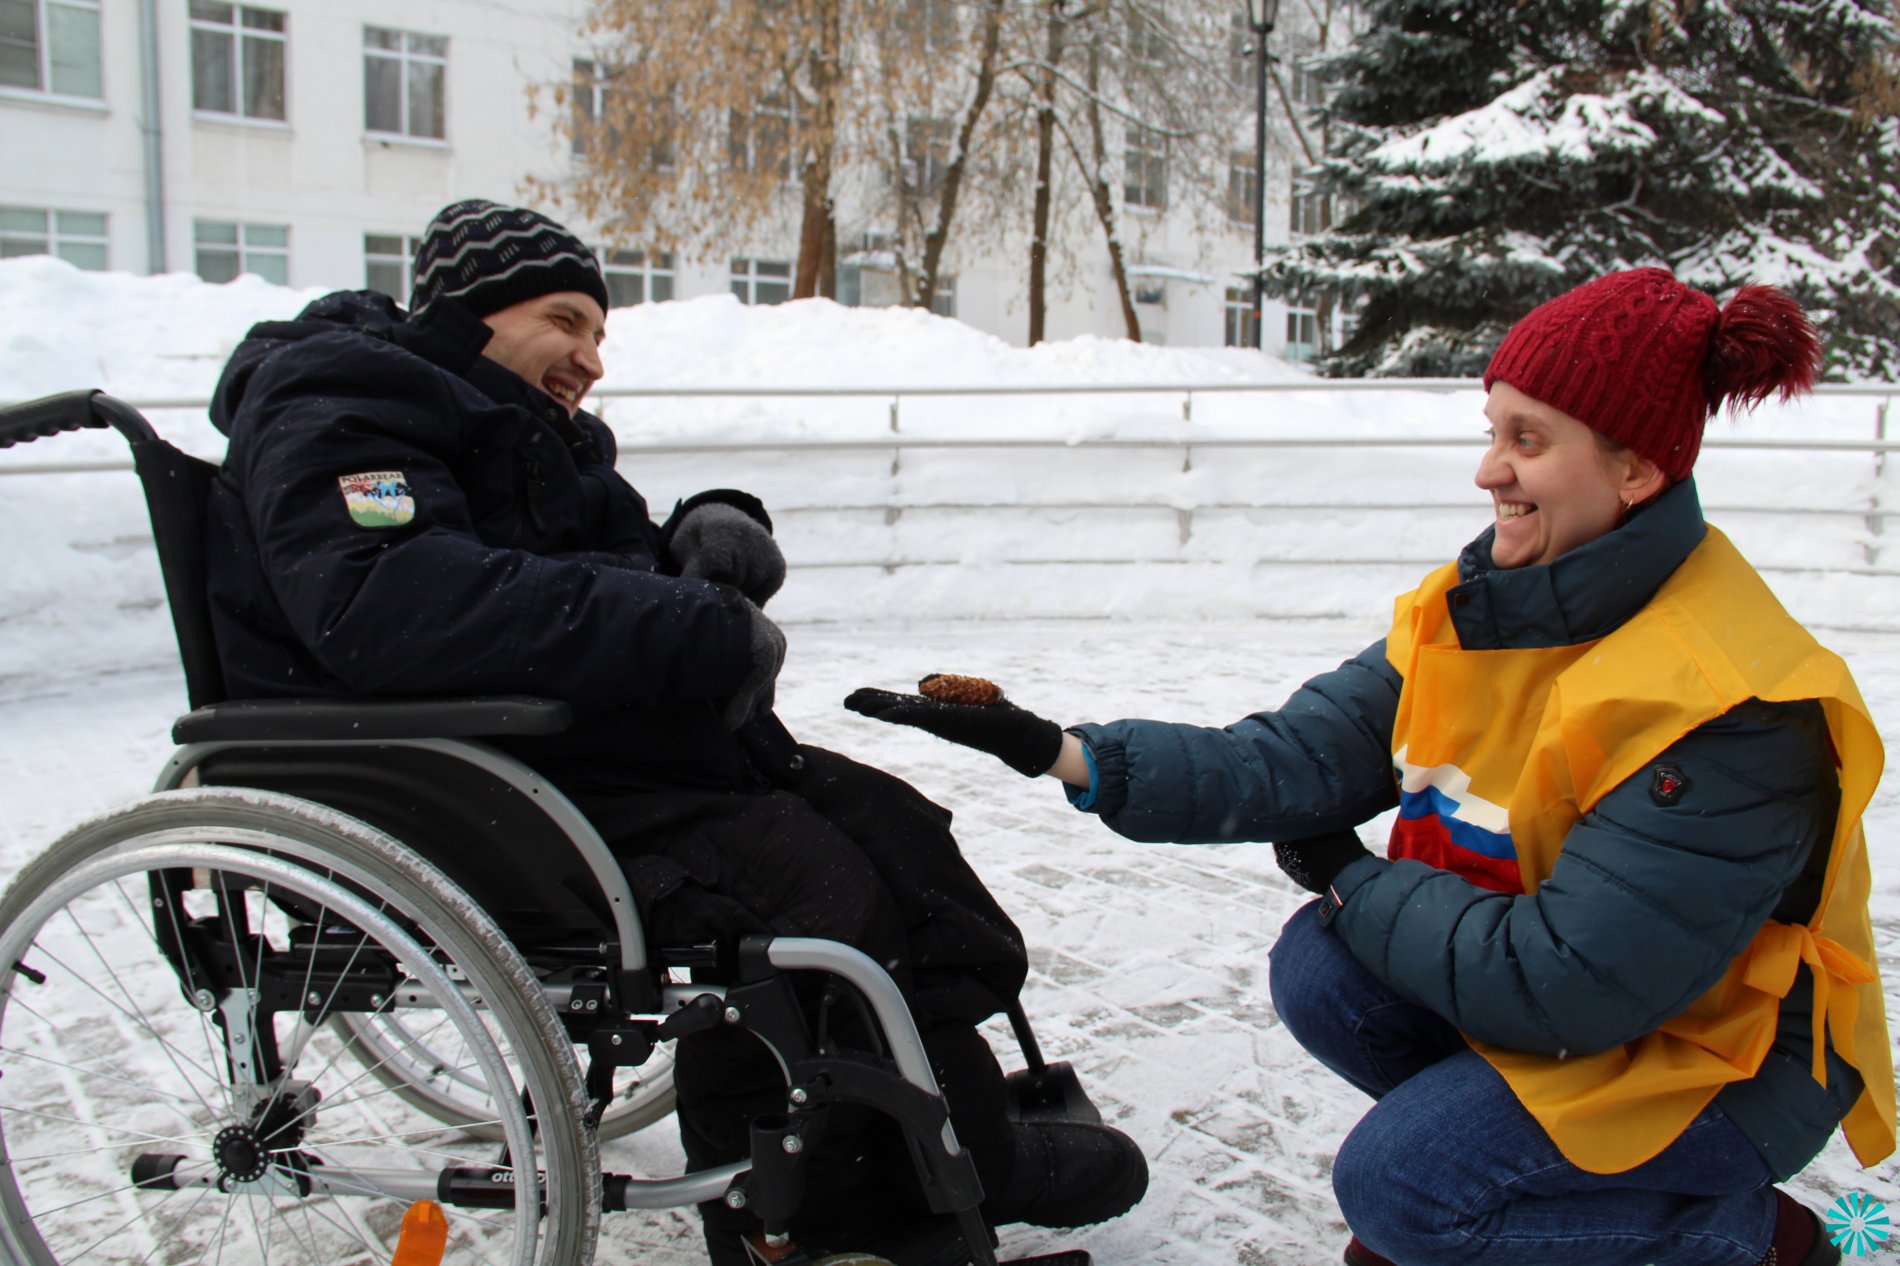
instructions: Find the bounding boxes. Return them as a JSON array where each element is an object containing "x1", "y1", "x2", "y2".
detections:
[
  {"x1": 1483, "y1": 267, "x2": 1820, "y2": 481},
  {"x1": 409, "y1": 199, "x2": 608, "y2": 319}
]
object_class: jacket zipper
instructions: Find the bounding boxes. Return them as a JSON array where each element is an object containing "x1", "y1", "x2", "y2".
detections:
[{"x1": 524, "y1": 458, "x2": 548, "y2": 534}]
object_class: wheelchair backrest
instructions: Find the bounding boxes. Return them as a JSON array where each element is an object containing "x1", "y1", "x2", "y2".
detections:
[{"x1": 131, "y1": 437, "x2": 230, "y2": 709}]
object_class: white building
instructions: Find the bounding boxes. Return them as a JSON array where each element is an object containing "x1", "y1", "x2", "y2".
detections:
[{"x1": 0, "y1": 0, "x2": 1326, "y2": 354}]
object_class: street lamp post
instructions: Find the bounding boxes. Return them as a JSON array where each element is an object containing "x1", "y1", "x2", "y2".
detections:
[{"x1": 1245, "y1": 0, "x2": 1279, "y2": 351}]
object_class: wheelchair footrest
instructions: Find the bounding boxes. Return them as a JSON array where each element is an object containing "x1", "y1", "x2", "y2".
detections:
[{"x1": 1004, "y1": 1061, "x2": 1102, "y2": 1126}]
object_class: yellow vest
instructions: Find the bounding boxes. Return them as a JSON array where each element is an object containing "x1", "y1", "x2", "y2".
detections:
[{"x1": 1384, "y1": 526, "x2": 1894, "y2": 1174}]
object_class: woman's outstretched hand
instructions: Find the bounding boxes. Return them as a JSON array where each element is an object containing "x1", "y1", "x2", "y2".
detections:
[{"x1": 844, "y1": 674, "x2": 1064, "y2": 777}]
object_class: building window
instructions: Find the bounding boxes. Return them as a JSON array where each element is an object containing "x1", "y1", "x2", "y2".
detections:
[
  {"x1": 0, "y1": 205, "x2": 106, "y2": 268},
  {"x1": 1124, "y1": 126, "x2": 1167, "y2": 210},
  {"x1": 1290, "y1": 189, "x2": 1328, "y2": 237},
  {"x1": 730, "y1": 257, "x2": 791, "y2": 305},
  {"x1": 1285, "y1": 306, "x2": 1319, "y2": 361},
  {"x1": 190, "y1": 2, "x2": 286, "y2": 120},
  {"x1": 0, "y1": 0, "x2": 102, "y2": 98},
  {"x1": 729, "y1": 93, "x2": 794, "y2": 179},
  {"x1": 364, "y1": 26, "x2": 445, "y2": 140},
  {"x1": 364, "y1": 233, "x2": 419, "y2": 299},
  {"x1": 1227, "y1": 12, "x2": 1253, "y2": 87},
  {"x1": 195, "y1": 220, "x2": 288, "y2": 285},
  {"x1": 573, "y1": 59, "x2": 672, "y2": 168},
  {"x1": 1125, "y1": 8, "x2": 1169, "y2": 78},
  {"x1": 928, "y1": 272, "x2": 955, "y2": 318},
  {"x1": 601, "y1": 249, "x2": 675, "y2": 308},
  {"x1": 1224, "y1": 286, "x2": 1257, "y2": 349},
  {"x1": 904, "y1": 116, "x2": 954, "y2": 197},
  {"x1": 902, "y1": 0, "x2": 958, "y2": 51},
  {"x1": 1290, "y1": 60, "x2": 1327, "y2": 109},
  {"x1": 1227, "y1": 150, "x2": 1258, "y2": 228},
  {"x1": 571, "y1": 57, "x2": 613, "y2": 157}
]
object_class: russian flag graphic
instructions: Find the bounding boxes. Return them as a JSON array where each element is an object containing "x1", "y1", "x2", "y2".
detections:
[{"x1": 1389, "y1": 747, "x2": 1523, "y2": 894}]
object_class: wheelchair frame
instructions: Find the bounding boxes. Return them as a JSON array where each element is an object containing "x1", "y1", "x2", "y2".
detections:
[{"x1": 0, "y1": 391, "x2": 1097, "y2": 1266}]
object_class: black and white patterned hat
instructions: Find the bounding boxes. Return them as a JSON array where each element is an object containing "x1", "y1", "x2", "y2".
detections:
[{"x1": 409, "y1": 199, "x2": 608, "y2": 318}]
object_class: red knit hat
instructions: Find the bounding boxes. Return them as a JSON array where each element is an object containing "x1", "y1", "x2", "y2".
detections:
[{"x1": 1482, "y1": 267, "x2": 1821, "y2": 481}]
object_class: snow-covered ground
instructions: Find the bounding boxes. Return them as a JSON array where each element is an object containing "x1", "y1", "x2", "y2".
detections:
[
  {"x1": 1, "y1": 261, "x2": 1896, "y2": 1262},
  {"x1": 6, "y1": 618, "x2": 1900, "y2": 1263}
]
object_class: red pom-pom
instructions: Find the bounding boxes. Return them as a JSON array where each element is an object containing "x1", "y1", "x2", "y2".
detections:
[{"x1": 1704, "y1": 283, "x2": 1819, "y2": 414}]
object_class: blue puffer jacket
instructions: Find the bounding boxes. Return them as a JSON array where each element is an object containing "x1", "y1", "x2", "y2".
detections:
[
  {"x1": 205, "y1": 290, "x2": 757, "y2": 792},
  {"x1": 1070, "y1": 479, "x2": 1861, "y2": 1180}
]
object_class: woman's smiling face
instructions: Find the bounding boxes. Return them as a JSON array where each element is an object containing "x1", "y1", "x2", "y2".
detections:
[{"x1": 1475, "y1": 382, "x2": 1665, "y2": 569}]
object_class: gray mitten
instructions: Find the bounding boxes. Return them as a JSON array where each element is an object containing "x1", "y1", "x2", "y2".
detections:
[
  {"x1": 720, "y1": 591, "x2": 787, "y2": 730},
  {"x1": 671, "y1": 502, "x2": 787, "y2": 607}
]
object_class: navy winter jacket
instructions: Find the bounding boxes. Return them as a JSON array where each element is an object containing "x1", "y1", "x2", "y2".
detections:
[
  {"x1": 204, "y1": 290, "x2": 757, "y2": 792},
  {"x1": 1070, "y1": 479, "x2": 1861, "y2": 1179}
]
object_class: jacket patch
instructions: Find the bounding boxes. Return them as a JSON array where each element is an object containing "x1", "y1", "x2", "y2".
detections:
[
  {"x1": 339, "y1": 471, "x2": 414, "y2": 528},
  {"x1": 1649, "y1": 765, "x2": 1691, "y2": 806}
]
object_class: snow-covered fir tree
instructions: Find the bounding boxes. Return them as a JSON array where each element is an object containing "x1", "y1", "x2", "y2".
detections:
[{"x1": 1264, "y1": 0, "x2": 1900, "y2": 378}]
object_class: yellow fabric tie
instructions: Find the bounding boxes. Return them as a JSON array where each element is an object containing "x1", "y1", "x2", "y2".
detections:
[{"x1": 1745, "y1": 923, "x2": 1875, "y2": 1085}]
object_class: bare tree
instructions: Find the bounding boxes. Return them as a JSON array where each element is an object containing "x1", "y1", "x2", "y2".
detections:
[
  {"x1": 993, "y1": 0, "x2": 1260, "y2": 343},
  {"x1": 542, "y1": 0, "x2": 1029, "y2": 307}
]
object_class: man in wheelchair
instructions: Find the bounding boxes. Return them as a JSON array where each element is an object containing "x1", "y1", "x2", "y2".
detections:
[{"x1": 197, "y1": 199, "x2": 1147, "y2": 1261}]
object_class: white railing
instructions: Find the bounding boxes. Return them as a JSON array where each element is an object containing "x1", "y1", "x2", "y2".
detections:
[
  {"x1": 2, "y1": 380, "x2": 1894, "y2": 472},
  {"x1": 4, "y1": 382, "x2": 1897, "y2": 627}
]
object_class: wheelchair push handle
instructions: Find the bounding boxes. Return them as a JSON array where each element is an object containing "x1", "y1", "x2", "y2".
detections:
[{"x1": 0, "y1": 389, "x2": 158, "y2": 449}]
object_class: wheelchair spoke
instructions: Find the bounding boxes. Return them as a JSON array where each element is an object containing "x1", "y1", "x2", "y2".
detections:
[
  {"x1": 1, "y1": 1042, "x2": 212, "y2": 1111},
  {"x1": 278, "y1": 1010, "x2": 462, "y2": 1137},
  {"x1": 0, "y1": 1102, "x2": 212, "y2": 1148},
  {"x1": 255, "y1": 901, "x2": 331, "y2": 1126},
  {"x1": 26, "y1": 1177, "x2": 172, "y2": 1221},
  {"x1": 259, "y1": 1192, "x2": 324, "y2": 1264},
  {"x1": 4, "y1": 998, "x2": 227, "y2": 1148},
  {"x1": 131, "y1": 1181, "x2": 218, "y2": 1266},
  {"x1": 60, "y1": 1167, "x2": 184, "y2": 1263},
  {"x1": 307, "y1": 1041, "x2": 489, "y2": 1121},
  {"x1": 241, "y1": 1191, "x2": 270, "y2": 1264},
  {"x1": 291, "y1": 1183, "x2": 389, "y2": 1261},
  {"x1": 111, "y1": 876, "x2": 240, "y2": 1119},
  {"x1": 34, "y1": 937, "x2": 229, "y2": 1117},
  {"x1": 212, "y1": 872, "x2": 268, "y2": 1103},
  {"x1": 205, "y1": 1185, "x2": 237, "y2": 1266}
]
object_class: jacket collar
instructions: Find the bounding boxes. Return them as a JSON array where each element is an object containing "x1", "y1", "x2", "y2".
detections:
[{"x1": 1446, "y1": 477, "x2": 1706, "y2": 649}]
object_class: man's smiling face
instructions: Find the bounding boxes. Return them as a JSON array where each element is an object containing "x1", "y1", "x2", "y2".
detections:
[{"x1": 478, "y1": 291, "x2": 606, "y2": 415}]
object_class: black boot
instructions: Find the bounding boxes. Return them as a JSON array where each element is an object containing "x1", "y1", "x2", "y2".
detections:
[
  {"x1": 981, "y1": 1120, "x2": 1148, "y2": 1230},
  {"x1": 1756, "y1": 1190, "x2": 1842, "y2": 1266}
]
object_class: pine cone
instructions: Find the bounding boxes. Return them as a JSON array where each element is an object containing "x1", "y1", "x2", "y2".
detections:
[{"x1": 918, "y1": 673, "x2": 1005, "y2": 707}]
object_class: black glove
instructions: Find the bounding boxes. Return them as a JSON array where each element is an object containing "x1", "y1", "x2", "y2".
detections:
[
  {"x1": 1272, "y1": 830, "x2": 1373, "y2": 895},
  {"x1": 719, "y1": 588, "x2": 787, "y2": 730},
  {"x1": 844, "y1": 677, "x2": 1064, "y2": 777},
  {"x1": 666, "y1": 493, "x2": 785, "y2": 607}
]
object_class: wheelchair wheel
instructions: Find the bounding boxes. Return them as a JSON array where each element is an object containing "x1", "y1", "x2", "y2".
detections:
[
  {"x1": 332, "y1": 1011, "x2": 677, "y2": 1142},
  {"x1": 0, "y1": 789, "x2": 599, "y2": 1266}
]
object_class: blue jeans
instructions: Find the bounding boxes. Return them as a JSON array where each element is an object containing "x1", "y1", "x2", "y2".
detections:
[{"x1": 1268, "y1": 901, "x2": 1777, "y2": 1265}]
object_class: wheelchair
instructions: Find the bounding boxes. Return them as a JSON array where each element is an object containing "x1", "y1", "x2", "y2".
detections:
[{"x1": 0, "y1": 391, "x2": 1105, "y2": 1266}]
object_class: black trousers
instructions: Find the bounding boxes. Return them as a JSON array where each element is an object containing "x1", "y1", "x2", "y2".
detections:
[{"x1": 568, "y1": 746, "x2": 1028, "y2": 1242}]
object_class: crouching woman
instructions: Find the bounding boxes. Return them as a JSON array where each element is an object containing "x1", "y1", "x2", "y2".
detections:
[{"x1": 848, "y1": 270, "x2": 1895, "y2": 1266}]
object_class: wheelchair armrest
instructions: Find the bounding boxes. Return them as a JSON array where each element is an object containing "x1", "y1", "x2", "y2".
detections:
[{"x1": 171, "y1": 696, "x2": 575, "y2": 744}]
